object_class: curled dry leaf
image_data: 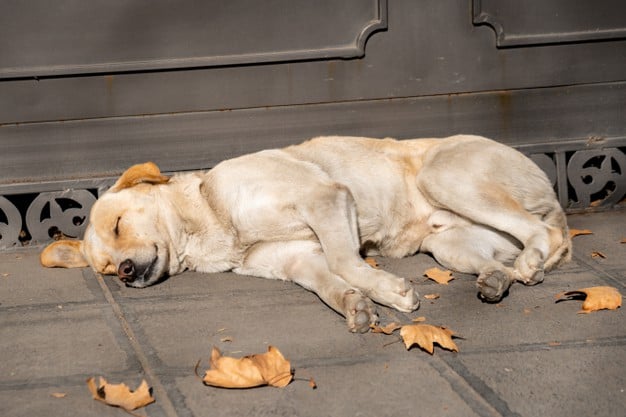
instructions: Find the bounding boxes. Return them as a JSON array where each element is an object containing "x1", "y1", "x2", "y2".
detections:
[
  {"x1": 412, "y1": 316, "x2": 427, "y2": 322},
  {"x1": 424, "y1": 293, "x2": 440, "y2": 300},
  {"x1": 555, "y1": 286, "x2": 622, "y2": 313},
  {"x1": 569, "y1": 228, "x2": 593, "y2": 238},
  {"x1": 400, "y1": 324, "x2": 459, "y2": 354},
  {"x1": 591, "y1": 251, "x2": 606, "y2": 259},
  {"x1": 370, "y1": 322, "x2": 402, "y2": 334},
  {"x1": 202, "y1": 346, "x2": 293, "y2": 388},
  {"x1": 424, "y1": 268, "x2": 454, "y2": 285},
  {"x1": 86, "y1": 377, "x2": 155, "y2": 411}
]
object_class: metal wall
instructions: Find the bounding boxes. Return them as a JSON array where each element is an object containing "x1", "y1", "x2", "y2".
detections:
[{"x1": 1, "y1": 0, "x2": 625, "y2": 248}]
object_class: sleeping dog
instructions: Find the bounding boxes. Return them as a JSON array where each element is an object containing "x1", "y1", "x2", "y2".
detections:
[{"x1": 41, "y1": 135, "x2": 571, "y2": 332}]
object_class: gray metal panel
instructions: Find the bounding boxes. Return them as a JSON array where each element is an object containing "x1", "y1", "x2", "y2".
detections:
[
  {"x1": 474, "y1": 0, "x2": 626, "y2": 47},
  {"x1": 0, "y1": 0, "x2": 625, "y2": 219},
  {"x1": 1, "y1": 82, "x2": 624, "y2": 184},
  {"x1": 2, "y1": 0, "x2": 626, "y2": 125},
  {"x1": 0, "y1": 0, "x2": 386, "y2": 78}
]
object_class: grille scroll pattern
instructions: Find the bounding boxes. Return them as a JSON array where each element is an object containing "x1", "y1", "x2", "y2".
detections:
[{"x1": 0, "y1": 146, "x2": 624, "y2": 250}]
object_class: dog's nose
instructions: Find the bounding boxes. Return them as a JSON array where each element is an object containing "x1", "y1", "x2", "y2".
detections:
[{"x1": 118, "y1": 259, "x2": 136, "y2": 282}]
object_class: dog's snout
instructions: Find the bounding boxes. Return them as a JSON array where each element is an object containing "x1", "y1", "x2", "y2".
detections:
[{"x1": 118, "y1": 259, "x2": 136, "y2": 282}]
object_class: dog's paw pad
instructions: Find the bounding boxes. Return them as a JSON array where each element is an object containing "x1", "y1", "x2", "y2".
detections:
[
  {"x1": 343, "y1": 290, "x2": 378, "y2": 333},
  {"x1": 477, "y1": 270, "x2": 513, "y2": 302}
]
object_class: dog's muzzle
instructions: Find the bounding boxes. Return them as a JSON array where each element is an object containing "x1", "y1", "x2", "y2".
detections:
[{"x1": 117, "y1": 257, "x2": 158, "y2": 287}]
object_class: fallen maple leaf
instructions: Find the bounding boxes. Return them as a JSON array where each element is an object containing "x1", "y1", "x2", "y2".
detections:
[
  {"x1": 400, "y1": 324, "x2": 459, "y2": 354},
  {"x1": 424, "y1": 268, "x2": 454, "y2": 285},
  {"x1": 201, "y1": 346, "x2": 293, "y2": 388},
  {"x1": 569, "y1": 228, "x2": 593, "y2": 238},
  {"x1": 86, "y1": 377, "x2": 155, "y2": 411},
  {"x1": 370, "y1": 322, "x2": 402, "y2": 334},
  {"x1": 555, "y1": 286, "x2": 623, "y2": 313}
]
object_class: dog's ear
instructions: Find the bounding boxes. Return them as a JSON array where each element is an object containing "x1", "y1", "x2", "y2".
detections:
[
  {"x1": 40, "y1": 240, "x2": 89, "y2": 268},
  {"x1": 109, "y1": 162, "x2": 169, "y2": 192}
]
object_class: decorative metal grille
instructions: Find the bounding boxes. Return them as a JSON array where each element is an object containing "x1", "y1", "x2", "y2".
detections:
[{"x1": 0, "y1": 145, "x2": 624, "y2": 250}]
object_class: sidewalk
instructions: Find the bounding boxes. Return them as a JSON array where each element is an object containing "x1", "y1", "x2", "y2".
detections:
[{"x1": 1, "y1": 210, "x2": 624, "y2": 417}]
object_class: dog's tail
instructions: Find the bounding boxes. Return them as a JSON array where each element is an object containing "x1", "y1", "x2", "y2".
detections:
[{"x1": 542, "y1": 201, "x2": 572, "y2": 272}]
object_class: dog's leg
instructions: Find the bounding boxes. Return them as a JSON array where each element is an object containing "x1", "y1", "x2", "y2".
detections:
[
  {"x1": 299, "y1": 183, "x2": 420, "y2": 313},
  {"x1": 421, "y1": 217, "x2": 521, "y2": 302},
  {"x1": 235, "y1": 240, "x2": 378, "y2": 333},
  {"x1": 418, "y1": 138, "x2": 568, "y2": 288}
]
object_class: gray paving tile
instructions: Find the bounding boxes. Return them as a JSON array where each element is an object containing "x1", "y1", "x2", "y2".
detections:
[
  {"x1": 568, "y1": 211, "x2": 626, "y2": 273},
  {"x1": 0, "y1": 249, "x2": 99, "y2": 308},
  {"x1": 403, "y1": 270, "x2": 626, "y2": 352},
  {"x1": 1, "y1": 306, "x2": 136, "y2": 382},
  {"x1": 123, "y1": 289, "x2": 381, "y2": 368},
  {"x1": 175, "y1": 356, "x2": 483, "y2": 417},
  {"x1": 0, "y1": 384, "x2": 125, "y2": 417},
  {"x1": 459, "y1": 345, "x2": 626, "y2": 417}
]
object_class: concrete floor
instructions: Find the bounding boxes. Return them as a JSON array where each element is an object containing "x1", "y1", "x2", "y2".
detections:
[{"x1": 1, "y1": 210, "x2": 624, "y2": 417}]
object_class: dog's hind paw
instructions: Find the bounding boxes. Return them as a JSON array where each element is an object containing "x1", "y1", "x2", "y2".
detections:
[
  {"x1": 343, "y1": 290, "x2": 378, "y2": 333},
  {"x1": 477, "y1": 269, "x2": 514, "y2": 302},
  {"x1": 514, "y1": 247, "x2": 545, "y2": 286}
]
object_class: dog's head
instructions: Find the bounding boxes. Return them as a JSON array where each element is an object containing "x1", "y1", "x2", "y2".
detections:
[{"x1": 40, "y1": 162, "x2": 174, "y2": 288}]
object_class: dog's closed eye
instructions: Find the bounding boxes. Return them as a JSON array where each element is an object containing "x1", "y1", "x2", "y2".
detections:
[{"x1": 114, "y1": 216, "x2": 121, "y2": 236}]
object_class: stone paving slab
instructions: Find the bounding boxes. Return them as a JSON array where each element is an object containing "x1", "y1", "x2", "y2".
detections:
[
  {"x1": 0, "y1": 211, "x2": 624, "y2": 417},
  {"x1": 176, "y1": 356, "x2": 484, "y2": 417},
  {"x1": 460, "y1": 344, "x2": 626, "y2": 417}
]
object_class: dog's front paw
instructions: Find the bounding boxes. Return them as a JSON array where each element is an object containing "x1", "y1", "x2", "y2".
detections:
[
  {"x1": 374, "y1": 279, "x2": 420, "y2": 313},
  {"x1": 394, "y1": 280, "x2": 420, "y2": 312},
  {"x1": 477, "y1": 269, "x2": 514, "y2": 302},
  {"x1": 342, "y1": 289, "x2": 378, "y2": 333}
]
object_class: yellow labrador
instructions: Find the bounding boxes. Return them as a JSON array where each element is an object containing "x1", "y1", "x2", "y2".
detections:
[{"x1": 41, "y1": 135, "x2": 571, "y2": 332}]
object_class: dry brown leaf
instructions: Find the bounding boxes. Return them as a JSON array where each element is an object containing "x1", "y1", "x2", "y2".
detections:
[
  {"x1": 424, "y1": 268, "x2": 454, "y2": 285},
  {"x1": 364, "y1": 257, "x2": 380, "y2": 268},
  {"x1": 555, "y1": 286, "x2": 622, "y2": 313},
  {"x1": 424, "y1": 293, "x2": 440, "y2": 300},
  {"x1": 86, "y1": 377, "x2": 154, "y2": 411},
  {"x1": 400, "y1": 324, "x2": 459, "y2": 354},
  {"x1": 620, "y1": 238, "x2": 626, "y2": 244},
  {"x1": 370, "y1": 322, "x2": 402, "y2": 334},
  {"x1": 569, "y1": 228, "x2": 593, "y2": 238},
  {"x1": 220, "y1": 336, "x2": 233, "y2": 343},
  {"x1": 412, "y1": 316, "x2": 427, "y2": 322},
  {"x1": 202, "y1": 346, "x2": 293, "y2": 388},
  {"x1": 308, "y1": 377, "x2": 317, "y2": 389},
  {"x1": 591, "y1": 251, "x2": 606, "y2": 259},
  {"x1": 50, "y1": 392, "x2": 67, "y2": 398}
]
